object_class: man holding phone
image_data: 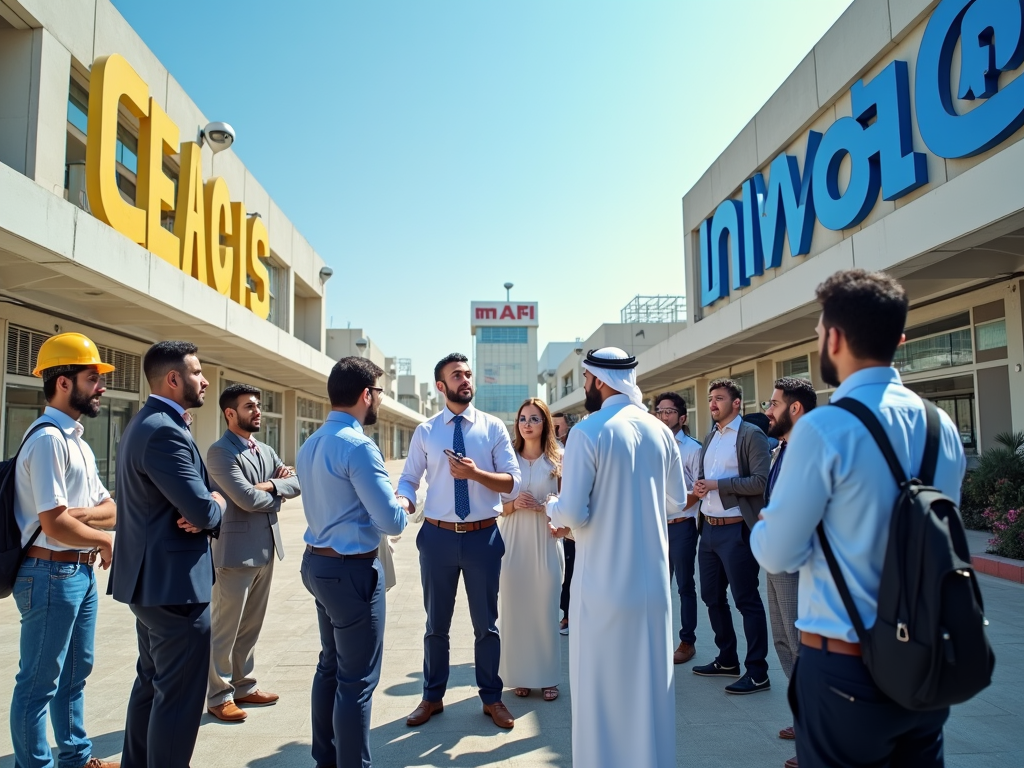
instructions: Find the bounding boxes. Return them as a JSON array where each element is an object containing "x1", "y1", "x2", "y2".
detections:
[{"x1": 397, "y1": 353, "x2": 521, "y2": 729}]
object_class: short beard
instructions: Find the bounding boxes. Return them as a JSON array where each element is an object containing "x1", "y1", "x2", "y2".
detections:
[
  {"x1": 444, "y1": 383, "x2": 473, "y2": 405},
  {"x1": 584, "y1": 382, "x2": 603, "y2": 413},
  {"x1": 365, "y1": 399, "x2": 380, "y2": 426},
  {"x1": 768, "y1": 409, "x2": 792, "y2": 439},
  {"x1": 69, "y1": 381, "x2": 101, "y2": 418},
  {"x1": 239, "y1": 417, "x2": 260, "y2": 433},
  {"x1": 182, "y1": 379, "x2": 205, "y2": 409},
  {"x1": 820, "y1": 345, "x2": 840, "y2": 388}
]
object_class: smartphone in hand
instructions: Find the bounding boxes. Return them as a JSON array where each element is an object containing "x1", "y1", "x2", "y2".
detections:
[{"x1": 443, "y1": 448, "x2": 464, "y2": 461}]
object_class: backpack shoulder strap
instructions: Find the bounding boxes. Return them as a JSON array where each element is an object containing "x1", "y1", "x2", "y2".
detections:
[
  {"x1": 919, "y1": 400, "x2": 941, "y2": 486},
  {"x1": 831, "y1": 398, "x2": 907, "y2": 485},
  {"x1": 816, "y1": 522, "x2": 869, "y2": 643}
]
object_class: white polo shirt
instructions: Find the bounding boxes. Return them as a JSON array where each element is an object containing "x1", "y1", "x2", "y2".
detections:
[{"x1": 14, "y1": 406, "x2": 111, "y2": 550}]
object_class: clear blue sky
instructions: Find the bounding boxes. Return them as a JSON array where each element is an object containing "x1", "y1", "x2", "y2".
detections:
[{"x1": 112, "y1": 0, "x2": 854, "y2": 385}]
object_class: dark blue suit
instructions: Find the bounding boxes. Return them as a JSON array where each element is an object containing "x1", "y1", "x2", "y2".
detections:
[{"x1": 109, "y1": 397, "x2": 222, "y2": 768}]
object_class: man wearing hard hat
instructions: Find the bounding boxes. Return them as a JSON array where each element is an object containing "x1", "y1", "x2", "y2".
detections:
[{"x1": 10, "y1": 332, "x2": 121, "y2": 768}]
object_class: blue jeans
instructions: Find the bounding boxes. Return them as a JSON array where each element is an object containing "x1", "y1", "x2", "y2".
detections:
[
  {"x1": 10, "y1": 557, "x2": 98, "y2": 768},
  {"x1": 301, "y1": 551, "x2": 385, "y2": 768}
]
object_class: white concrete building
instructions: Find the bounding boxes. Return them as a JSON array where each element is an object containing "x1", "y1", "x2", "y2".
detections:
[
  {"x1": 0, "y1": 0, "x2": 423, "y2": 478},
  {"x1": 550, "y1": 0, "x2": 1024, "y2": 460}
]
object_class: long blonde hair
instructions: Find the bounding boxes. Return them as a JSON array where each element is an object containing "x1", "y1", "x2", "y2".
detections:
[{"x1": 512, "y1": 398, "x2": 562, "y2": 478}]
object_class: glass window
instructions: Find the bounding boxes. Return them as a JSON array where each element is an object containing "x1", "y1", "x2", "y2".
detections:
[
  {"x1": 893, "y1": 328, "x2": 973, "y2": 373},
  {"x1": 479, "y1": 327, "x2": 528, "y2": 344},
  {"x1": 297, "y1": 396, "x2": 325, "y2": 447},
  {"x1": 778, "y1": 356, "x2": 811, "y2": 381},
  {"x1": 259, "y1": 257, "x2": 288, "y2": 330},
  {"x1": 976, "y1": 319, "x2": 1007, "y2": 352},
  {"x1": 561, "y1": 373, "x2": 574, "y2": 398},
  {"x1": 732, "y1": 371, "x2": 757, "y2": 414},
  {"x1": 67, "y1": 81, "x2": 89, "y2": 135},
  {"x1": 932, "y1": 394, "x2": 977, "y2": 455},
  {"x1": 476, "y1": 385, "x2": 530, "y2": 414}
]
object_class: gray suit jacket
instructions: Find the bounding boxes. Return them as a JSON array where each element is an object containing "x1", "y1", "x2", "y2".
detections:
[
  {"x1": 697, "y1": 420, "x2": 771, "y2": 530},
  {"x1": 207, "y1": 431, "x2": 301, "y2": 568}
]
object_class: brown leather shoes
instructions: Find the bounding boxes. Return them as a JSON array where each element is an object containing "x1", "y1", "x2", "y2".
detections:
[
  {"x1": 208, "y1": 701, "x2": 247, "y2": 721},
  {"x1": 673, "y1": 642, "x2": 696, "y2": 664},
  {"x1": 784, "y1": 757, "x2": 799, "y2": 768},
  {"x1": 406, "y1": 699, "x2": 443, "y2": 726},
  {"x1": 83, "y1": 760, "x2": 121, "y2": 768},
  {"x1": 483, "y1": 700, "x2": 515, "y2": 729},
  {"x1": 235, "y1": 689, "x2": 280, "y2": 705}
]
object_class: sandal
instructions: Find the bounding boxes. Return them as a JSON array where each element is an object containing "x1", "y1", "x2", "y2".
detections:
[
  {"x1": 542, "y1": 687, "x2": 559, "y2": 701},
  {"x1": 513, "y1": 688, "x2": 531, "y2": 697}
]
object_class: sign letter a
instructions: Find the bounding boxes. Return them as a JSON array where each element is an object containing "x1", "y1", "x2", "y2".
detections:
[{"x1": 175, "y1": 142, "x2": 207, "y2": 283}]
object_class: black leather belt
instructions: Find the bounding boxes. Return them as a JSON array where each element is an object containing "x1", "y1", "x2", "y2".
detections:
[
  {"x1": 668, "y1": 517, "x2": 695, "y2": 525},
  {"x1": 306, "y1": 545, "x2": 378, "y2": 560}
]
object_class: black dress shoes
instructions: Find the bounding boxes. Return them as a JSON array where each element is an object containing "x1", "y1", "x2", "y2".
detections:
[{"x1": 692, "y1": 661, "x2": 741, "y2": 677}]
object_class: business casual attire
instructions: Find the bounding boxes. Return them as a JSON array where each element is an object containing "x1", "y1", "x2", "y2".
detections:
[
  {"x1": 668, "y1": 430, "x2": 702, "y2": 659},
  {"x1": 206, "y1": 430, "x2": 300, "y2": 710},
  {"x1": 764, "y1": 439, "x2": 800, "y2": 680},
  {"x1": 109, "y1": 396, "x2": 223, "y2": 768},
  {"x1": 751, "y1": 367, "x2": 967, "y2": 767},
  {"x1": 696, "y1": 413, "x2": 772, "y2": 687},
  {"x1": 10, "y1": 407, "x2": 110, "y2": 768},
  {"x1": 297, "y1": 411, "x2": 407, "y2": 768},
  {"x1": 497, "y1": 451, "x2": 563, "y2": 691},
  {"x1": 397, "y1": 404, "x2": 520, "y2": 707}
]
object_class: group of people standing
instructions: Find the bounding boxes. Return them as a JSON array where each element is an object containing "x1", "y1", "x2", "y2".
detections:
[
  {"x1": 8, "y1": 337, "x2": 300, "y2": 768},
  {"x1": 7, "y1": 266, "x2": 974, "y2": 768}
]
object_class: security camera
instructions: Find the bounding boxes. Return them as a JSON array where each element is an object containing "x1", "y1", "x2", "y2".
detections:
[
  {"x1": 355, "y1": 337, "x2": 368, "y2": 350},
  {"x1": 319, "y1": 266, "x2": 334, "y2": 282},
  {"x1": 198, "y1": 122, "x2": 235, "y2": 154}
]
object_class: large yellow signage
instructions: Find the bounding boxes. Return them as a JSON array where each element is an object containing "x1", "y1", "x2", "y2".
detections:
[{"x1": 85, "y1": 54, "x2": 270, "y2": 319}]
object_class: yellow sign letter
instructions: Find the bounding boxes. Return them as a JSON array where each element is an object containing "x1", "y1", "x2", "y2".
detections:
[
  {"x1": 246, "y1": 216, "x2": 271, "y2": 320},
  {"x1": 137, "y1": 98, "x2": 180, "y2": 267},
  {"x1": 203, "y1": 177, "x2": 234, "y2": 296},
  {"x1": 174, "y1": 142, "x2": 207, "y2": 284}
]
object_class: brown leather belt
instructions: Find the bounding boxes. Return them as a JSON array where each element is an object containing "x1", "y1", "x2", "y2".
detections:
[
  {"x1": 25, "y1": 546, "x2": 97, "y2": 565},
  {"x1": 703, "y1": 514, "x2": 744, "y2": 526},
  {"x1": 425, "y1": 517, "x2": 497, "y2": 534},
  {"x1": 801, "y1": 631, "x2": 862, "y2": 656},
  {"x1": 306, "y1": 545, "x2": 378, "y2": 560},
  {"x1": 668, "y1": 516, "x2": 696, "y2": 525}
]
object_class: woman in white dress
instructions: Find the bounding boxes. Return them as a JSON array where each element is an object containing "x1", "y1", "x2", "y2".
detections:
[{"x1": 498, "y1": 398, "x2": 565, "y2": 702}]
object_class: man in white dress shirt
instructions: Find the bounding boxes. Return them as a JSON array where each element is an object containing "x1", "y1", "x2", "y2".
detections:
[
  {"x1": 547, "y1": 348, "x2": 688, "y2": 768},
  {"x1": 655, "y1": 392, "x2": 702, "y2": 665},
  {"x1": 397, "y1": 353, "x2": 521, "y2": 729},
  {"x1": 691, "y1": 378, "x2": 772, "y2": 695}
]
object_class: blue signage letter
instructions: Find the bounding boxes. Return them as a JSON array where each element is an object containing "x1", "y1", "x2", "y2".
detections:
[
  {"x1": 917, "y1": 0, "x2": 1024, "y2": 158},
  {"x1": 813, "y1": 60, "x2": 927, "y2": 230},
  {"x1": 699, "y1": 216, "x2": 729, "y2": 306}
]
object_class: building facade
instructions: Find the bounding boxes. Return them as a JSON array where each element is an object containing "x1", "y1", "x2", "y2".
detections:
[
  {"x1": 0, "y1": 0, "x2": 423, "y2": 470},
  {"x1": 471, "y1": 301, "x2": 538, "y2": 425},
  {"x1": 549, "y1": 0, "x2": 1024, "y2": 460}
]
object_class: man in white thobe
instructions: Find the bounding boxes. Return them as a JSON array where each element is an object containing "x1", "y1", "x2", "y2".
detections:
[{"x1": 546, "y1": 347, "x2": 688, "y2": 768}]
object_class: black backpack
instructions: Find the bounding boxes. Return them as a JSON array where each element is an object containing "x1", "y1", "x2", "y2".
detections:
[
  {"x1": 818, "y1": 398, "x2": 995, "y2": 711},
  {"x1": 0, "y1": 419, "x2": 68, "y2": 598}
]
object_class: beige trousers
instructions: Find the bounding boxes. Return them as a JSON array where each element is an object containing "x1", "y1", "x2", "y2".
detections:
[{"x1": 207, "y1": 558, "x2": 275, "y2": 707}]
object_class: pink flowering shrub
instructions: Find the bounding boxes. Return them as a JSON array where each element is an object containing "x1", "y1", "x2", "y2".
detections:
[{"x1": 963, "y1": 432, "x2": 1024, "y2": 560}]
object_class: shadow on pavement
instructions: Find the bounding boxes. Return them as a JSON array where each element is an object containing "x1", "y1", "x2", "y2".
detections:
[
  {"x1": 383, "y1": 663, "x2": 479, "y2": 699},
  {"x1": 246, "y1": 740, "x2": 311, "y2": 768},
  {"x1": 0, "y1": 730, "x2": 124, "y2": 768},
  {"x1": 372, "y1": 696, "x2": 562, "y2": 767}
]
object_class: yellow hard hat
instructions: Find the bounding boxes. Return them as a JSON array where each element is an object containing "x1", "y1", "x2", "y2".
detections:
[{"x1": 32, "y1": 332, "x2": 116, "y2": 377}]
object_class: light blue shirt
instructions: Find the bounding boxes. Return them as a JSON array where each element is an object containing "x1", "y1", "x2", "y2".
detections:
[
  {"x1": 750, "y1": 367, "x2": 966, "y2": 642},
  {"x1": 397, "y1": 403, "x2": 521, "y2": 523},
  {"x1": 297, "y1": 411, "x2": 407, "y2": 554},
  {"x1": 670, "y1": 431, "x2": 702, "y2": 521}
]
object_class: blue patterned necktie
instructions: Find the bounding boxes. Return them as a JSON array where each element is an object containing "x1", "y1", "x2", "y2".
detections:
[
  {"x1": 452, "y1": 415, "x2": 471, "y2": 520},
  {"x1": 765, "y1": 440, "x2": 787, "y2": 504}
]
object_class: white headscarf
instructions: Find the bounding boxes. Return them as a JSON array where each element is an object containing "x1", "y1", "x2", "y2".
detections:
[{"x1": 581, "y1": 347, "x2": 646, "y2": 409}]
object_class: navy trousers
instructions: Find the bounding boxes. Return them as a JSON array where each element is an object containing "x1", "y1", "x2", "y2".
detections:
[
  {"x1": 560, "y1": 538, "x2": 576, "y2": 619},
  {"x1": 697, "y1": 520, "x2": 769, "y2": 679},
  {"x1": 122, "y1": 603, "x2": 211, "y2": 768},
  {"x1": 417, "y1": 521, "x2": 504, "y2": 704},
  {"x1": 791, "y1": 646, "x2": 949, "y2": 767},
  {"x1": 301, "y1": 550, "x2": 385, "y2": 768},
  {"x1": 668, "y1": 517, "x2": 699, "y2": 645}
]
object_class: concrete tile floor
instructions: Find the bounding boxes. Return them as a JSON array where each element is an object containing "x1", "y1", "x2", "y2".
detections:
[{"x1": 1, "y1": 460, "x2": 1022, "y2": 767}]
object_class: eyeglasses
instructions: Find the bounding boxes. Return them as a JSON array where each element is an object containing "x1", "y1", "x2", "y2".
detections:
[
  {"x1": 518, "y1": 416, "x2": 543, "y2": 425},
  {"x1": 761, "y1": 400, "x2": 781, "y2": 411},
  {"x1": 655, "y1": 408, "x2": 679, "y2": 415},
  {"x1": 367, "y1": 386, "x2": 384, "y2": 395}
]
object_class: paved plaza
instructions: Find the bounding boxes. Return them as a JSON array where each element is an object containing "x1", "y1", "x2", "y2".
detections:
[{"x1": 1, "y1": 461, "x2": 1023, "y2": 767}]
